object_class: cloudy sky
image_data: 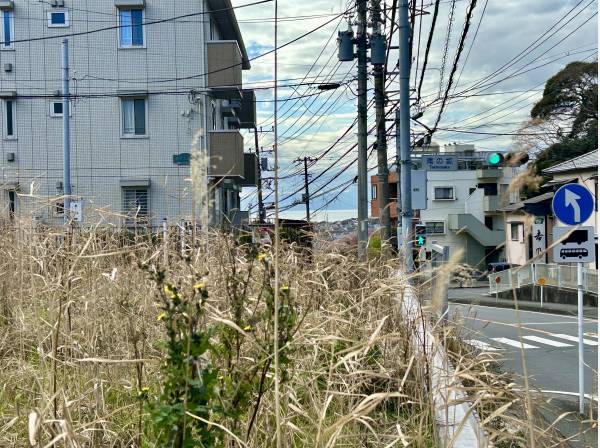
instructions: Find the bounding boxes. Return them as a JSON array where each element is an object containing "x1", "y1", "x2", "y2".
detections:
[{"x1": 232, "y1": 0, "x2": 598, "y2": 219}]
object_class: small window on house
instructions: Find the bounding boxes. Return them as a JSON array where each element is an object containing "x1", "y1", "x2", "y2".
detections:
[
  {"x1": 510, "y1": 222, "x2": 521, "y2": 241},
  {"x1": 1, "y1": 10, "x2": 13, "y2": 49},
  {"x1": 119, "y1": 9, "x2": 144, "y2": 47},
  {"x1": 123, "y1": 187, "x2": 149, "y2": 225},
  {"x1": 4, "y1": 99, "x2": 15, "y2": 138},
  {"x1": 425, "y1": 221, "x2": 445, "y2": 234},
  {"x1": 48, "y1": 10, "x2": 69, "y2": 27},
  {"x1": 371, "y1": 184, "x2": 377, "y2": 199},
  {"x1": 434, "y1": 186, "x2": 454, "y2": 200},
  {"x1": 121, "y1": 97, "x2": 147, "y2": 136}
]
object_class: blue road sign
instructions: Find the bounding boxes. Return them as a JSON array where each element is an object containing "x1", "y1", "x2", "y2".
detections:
[{"x1": 552, "y1": 184, "x2": 594, "y2": 225}]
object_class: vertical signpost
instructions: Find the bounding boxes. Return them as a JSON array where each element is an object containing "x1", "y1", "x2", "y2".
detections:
[{"x1": 551, "y1": 183, "x2": 595, "y2": 415}]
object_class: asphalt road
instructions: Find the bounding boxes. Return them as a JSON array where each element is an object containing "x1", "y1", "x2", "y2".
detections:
[{"x1": 450, "y1": 302, "x2": 598, "y2": 446}]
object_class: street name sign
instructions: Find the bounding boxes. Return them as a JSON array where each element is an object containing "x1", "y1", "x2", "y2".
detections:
[
  {"x1": 422, "y1": 155, "x2": 458, "y2": 171},
  {"x1": 552, "y1": 184, "x2": 594, "y2": 225},
  {"x1": 552, "y1": 226, "x2": 595, "y2": 263}
]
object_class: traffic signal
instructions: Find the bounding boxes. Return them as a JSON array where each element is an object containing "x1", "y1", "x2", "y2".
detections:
[
  {"x1": 487, "y1": 152, "x2": 504, "y2": 167},
  {"x1": 415, "y1": 224, "x2": 427, "y2": 246}
]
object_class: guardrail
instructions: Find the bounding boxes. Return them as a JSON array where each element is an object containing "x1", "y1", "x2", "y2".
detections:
[{"x1": 488, "y1": 263, "x2": 598, "y2": 295}]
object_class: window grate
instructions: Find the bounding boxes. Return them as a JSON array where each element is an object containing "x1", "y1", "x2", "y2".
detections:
[{"x1": 123, "y1": 188, "x2": 149, "y2": 226}]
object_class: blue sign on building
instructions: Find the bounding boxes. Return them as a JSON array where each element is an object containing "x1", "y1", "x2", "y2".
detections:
[
  {"x1": 423, "y1": 155, "x2": 458, "y2": 171},
  {"x1": 552, "y1": 184, "x2": 594, "y2": 226}
]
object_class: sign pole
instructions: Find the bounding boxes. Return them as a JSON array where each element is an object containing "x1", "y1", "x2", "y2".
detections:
[{"x1": 577, "y1": 261, "x2": 585, "y2": 415}]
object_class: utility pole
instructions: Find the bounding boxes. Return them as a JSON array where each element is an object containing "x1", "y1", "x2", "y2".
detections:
[
  {"x1": 294, "y1": 156, "x2": 317, "y2": 222},
  {"x1": 62, "y1": 39, "x2": 71, "y2": 225},
  {"x1": 254, "y1": 126, "x2": 266, "y2": 223},
  {"x1": 397, "y1": 0, "x2": 413, "y2": 273},
  {"x1": 356, "y1": 0, "x2": 369, "y2": 260},
  {"x1": 371, "y1": 0, "x2": 391, "y2": 245}
]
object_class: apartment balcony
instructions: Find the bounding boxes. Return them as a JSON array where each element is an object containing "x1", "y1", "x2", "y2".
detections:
[
  {"x1": 242, "y1": 153, "x2": 259, "y2": 187},
  {"x1": 208, "y1": 130, "x2": 244, "y2": 178},
  {"x1": 483, "y1": 195, "x2": 499, "y2": 213},
  {"x1": 238, "y1": 89, "x2": 256, "y2": 129},
  {"x1": 476, "y1": 168, "x2": 501, "y2": 179},
  {"x1": 207, "y1": 41, "x2": 243, "y2": 100}
]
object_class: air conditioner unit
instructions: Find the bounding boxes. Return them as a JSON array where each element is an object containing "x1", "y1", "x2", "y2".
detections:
[{"x1": 6, "y1": 152, "x2": 14, "y2": 162}]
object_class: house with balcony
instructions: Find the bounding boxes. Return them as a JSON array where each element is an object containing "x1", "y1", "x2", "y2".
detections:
[
  {"x1": 501, "y1": 150, "x2": 598, "y2": 269},
  {"x1": 370, "y1": 143, "x2": 521, "y2": 268},
  {"x1": 0, "y1": 0, "x2": 257, "y2": 228}
]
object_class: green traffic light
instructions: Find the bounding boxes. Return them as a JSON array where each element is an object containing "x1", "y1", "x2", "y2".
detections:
[
  {"x1": 488, "y1": 152, "x2": 503, "y2": 166},
  {"x1": 417, "y1": 236, "x2": 425, "y2": 246}
]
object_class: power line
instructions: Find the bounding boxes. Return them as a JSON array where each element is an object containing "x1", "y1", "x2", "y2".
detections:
[
  {"x1": 416, "y1": 0, "x2": 441, "y2": 102},
  {"x1": 430, "y1": 0, "x2": 478, "y2": 133},
  {"x1": 451, "y1": 0, "x2": 488, "y2": 93}
]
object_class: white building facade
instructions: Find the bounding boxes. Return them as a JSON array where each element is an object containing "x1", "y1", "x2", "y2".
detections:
[
  {"x1": 416, "y1": 144, "x2": 520, "y2": 268},
  {"x1": 0, "y1": 0, "x2": 255, "y2": 228}
]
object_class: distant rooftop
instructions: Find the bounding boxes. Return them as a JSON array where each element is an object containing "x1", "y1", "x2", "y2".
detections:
[{"x1": 542, "y1": 150, "x2": 598, "y2": 174}]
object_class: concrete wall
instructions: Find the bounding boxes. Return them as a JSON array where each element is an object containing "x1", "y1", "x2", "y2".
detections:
[{"x1": 0, "y1": 0, "x2": 221, "y2": 227}]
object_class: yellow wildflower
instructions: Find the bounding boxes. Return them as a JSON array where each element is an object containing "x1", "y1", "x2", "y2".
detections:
[
  {"x1": 281, "y1": 285, "x2": 290, "y2": 292},
  {"x1": 193, "y1": 282, "x2": 205, "y2": 290},
  {"x1": 141, "y1": 387, "x2": 150, "y2": 393},
  {"x1": 257, "y1": 253, "x2": 267, "y2": 261},
  {"x1": 243, "y1": 325, "x2": 252, "y2": 331},
  {"x1": 157, "y1": 312, "x2": 167, "y2": 321},
  {"x1": 163, "y1": 284, "x2": 177, "y2": 299}
]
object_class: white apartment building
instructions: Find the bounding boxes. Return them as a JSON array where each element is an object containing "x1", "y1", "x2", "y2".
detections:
[{"x1": 0, "y1": 0, "x2": 257, "y2": 228}]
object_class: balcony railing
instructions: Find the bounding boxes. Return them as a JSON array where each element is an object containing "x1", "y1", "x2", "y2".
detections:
[
  {"x1": 476, "y1": 168, "x2": 501, "y2": 179},
  {"x1": 208, "y1": 130, "x2": 244, "y2": 178},
  {"x1": 207, "y1": 41, "x2": 243, "y2": 99}
]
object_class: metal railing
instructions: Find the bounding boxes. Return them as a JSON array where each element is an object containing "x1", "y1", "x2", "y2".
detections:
[{"x1": 488, "y1": 263, "x2": 598, "y2": 295}]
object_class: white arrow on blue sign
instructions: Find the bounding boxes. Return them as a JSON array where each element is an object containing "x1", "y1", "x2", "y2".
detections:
[{"x1": 552, "y1": 184, "x2": 594, "y2": 226}]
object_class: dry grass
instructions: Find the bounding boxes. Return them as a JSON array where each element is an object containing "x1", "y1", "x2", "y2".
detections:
[{"x1": 0, "y1": 222, "x2": 580, "y2": 447}]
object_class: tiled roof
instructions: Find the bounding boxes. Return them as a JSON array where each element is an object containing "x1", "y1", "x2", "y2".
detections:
[{"x1": 542, "y1": 150, "x2": 598, "y2": 174}]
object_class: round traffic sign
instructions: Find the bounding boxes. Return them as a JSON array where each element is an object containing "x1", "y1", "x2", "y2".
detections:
[
  {"x1": 552, "y1": 184, "x2": 594, "y2": 225},
  {"x1": 537, "y1": 278, "x2": 545, "y2": 286}
]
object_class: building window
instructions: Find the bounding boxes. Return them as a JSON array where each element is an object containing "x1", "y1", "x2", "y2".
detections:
[
  {"x1": 4, "y1": 100, "x2": 15, "y2": 138},
  {"x1": 7, "y1": 189, "x2": 15, "y2": 221},
  {"x1": 48, "y1": 10, "x2": 69, "y2": 27},
  {"x1": 211, "y1": 101, "x2": 217, "y2": 130},
  {"x1": 121, "y1": 98, "x2": 147, "y2": 136},
  {"x1": 425, "y1": 221, "x2": 445, "y2": 234},
  {"x1": 54, "y1": 200, "x2": 65, "y2": 216},
  {"x1": 119, "y1": 9, "x2": 144, "y2": 47},
  {"x1": 1, "y1": 10, "x2": 13, "y2": 49},
  {"x1": 123, "y1": 187, "x2": 149, "y2": 225},
  {"x1": 371, "y1": 184, "x2": 377, "y2": 199},
  {"x1": 478, "y1": 182, "x2": 498, "y2": 196},
  {"x1": 50, "y1": 101, "x2": 72, "y2": 117},
  {"x1": 434, "y1": 186, "x2": 454, "y2": 200},
  {"x1": 510, "y1": 222, "x2": 521, "y2": 241}
]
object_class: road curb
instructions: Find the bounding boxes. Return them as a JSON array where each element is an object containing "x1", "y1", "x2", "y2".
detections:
[
  {"x1": 449, "y1": 297, "x2": 598, "y2": 319},
  {"x1": 400, "y1": 285, "x2": 489, "y2": 447}
]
